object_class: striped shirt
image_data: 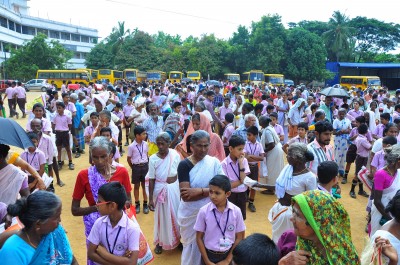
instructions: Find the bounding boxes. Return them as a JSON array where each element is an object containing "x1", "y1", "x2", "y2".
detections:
[
  {"x1": 307, "y1": 139, "x2": 334, "y2": 175},
  {"x1": 143, "y1": 116, "x2": 164, "y2": 143}
]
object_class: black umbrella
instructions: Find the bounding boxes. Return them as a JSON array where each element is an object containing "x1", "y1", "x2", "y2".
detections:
[
  {"x1": 0, "y1": 118, "x2": 34, "y2": 149},
  {"x1": 318, "y1": 86, "x2": 350, "y2": 98}
]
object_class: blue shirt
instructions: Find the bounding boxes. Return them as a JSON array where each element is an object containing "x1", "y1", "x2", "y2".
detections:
[
  {"x1": 73, "y1": 102, "x2": 84, "y2": 128},
  {"x1": 143, "y1": 116, "x2": 164, "y2": 143},
  {"x1": 0, "y1": 234, "x2": 35, "y2": 265}
]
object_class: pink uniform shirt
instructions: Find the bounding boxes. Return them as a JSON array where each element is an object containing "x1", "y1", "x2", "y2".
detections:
[
  {"x1": 21, "y1": 149, "x2": 46, "y2": 172},
  {"x1": 38, "y1": 134, "x2": 54, "y2": 164},
  {"x1": 123, "y1": 105, "x2": 134, "y2": 118},
  {"x1": 371, "y1": 149, "x2": 385, "y2": 170},
  {"x1": 243, "y1": 141, "x2": 264, "y2": 165},
  {"x1": 273, "y1": 124, "x2": 284, "y2": 136},
  {"x1": 5, "y1": 87, "x2": 15, "y2": 99},
  {"x1": 221, "y1": 156, "x2": 250, "y2": 193},
  {"x1": 52, "y1": 113, "x2": 72, "y2": 131},
  {"x1": 127, "y1": 141, "x2": 149, "y2": 164},
  {"x1": 194, "y1": 201, "x2": 246, "y2": 252},
  {"x1": 222, "y1": 123, "x2": 235, "y2": 146},
  {"x1": 355, "y1": 134, "x2": 372, "y2": 157},
  {"x1": 87, "y1": 212, "x2": 141, "y2": 255}
]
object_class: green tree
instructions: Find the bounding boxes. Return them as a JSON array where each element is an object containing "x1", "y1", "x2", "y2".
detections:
[
  {"x1": 85, "y1": 42, "x2": 114, "y2": 69},
  {"x1": 248, "y1": 14, "x2": 287, "y2": 73},
  {"x1": 227, "y1": 25, "x2": 250, "y2": 74},
  {"x1": 292, "y1": 20, "x2": 330, "y2": 37},
  {"x1": 349, "y1": 17, "x2": 400, "y2": 62},
  {"x1": 4, "y1": 33, "x2": 72, "y2": 81},
  {"x1": 285, "y1": 28, "x2": 331, "y2": 83},
  {"x1": 323, "y1": 11, "x2": 355, "y2": 62}
]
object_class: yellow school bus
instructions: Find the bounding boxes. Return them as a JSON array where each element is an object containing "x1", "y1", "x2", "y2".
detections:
[
  {"x1": 36, "y1": 69, "x2": 92, "y2": 89},
  {"x1": 77, "y1": 68, "x2": 98, "y2": 82},
  {"x1": 340, "y1": 76, "x2": 381, "y2": 91},
  {"x1": 147, "y1": 70, "x2": 167, "y2": 83},
  {"x1": 186, "y1": 71, "x2": 201, "y2": 81},
  {"x1": 123, "y1": 69, "x2": 147, "y2": 82},
  {"x1": 224, "y1": 73, "x2": 240, "y2": 82},
  {"x1": 98, "y1": 69, "x2": 123, "y2": 84},
  {"x1": 264, "y1": 74, "x2": 285, "y2": 87},
  {"x1": 169, "y1": 71, "x2": 183, "y2": 83},
  {"x1": 241, "y1": 70, "x2": 264, "y2": 86}
]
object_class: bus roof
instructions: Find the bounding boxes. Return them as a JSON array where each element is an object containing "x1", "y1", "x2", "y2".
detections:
[
  {"x1": 341, "y1": 76, "x2": 380, "y2": 78},
  {"x1": 38, "y1": 69, "x2": 88, "y2": 72},
  {"x1": 264, "y1": 74, "x2": 284, "y2": 76},
  {"x1": 169, "y1": 71, "x2": 183, "y2": 73},
  {"x1": 225, "y1": 73, "x2": 239, "y2": 76}
]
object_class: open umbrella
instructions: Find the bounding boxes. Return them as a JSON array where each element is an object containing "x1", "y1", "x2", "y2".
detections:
[
  {"x1": 206, "y1": 80, "x2": 221, "y2": 86},
  {"x1": 318, "y1": 86, "x2": 350, "y2": 98},
  {"x1": 0, "y1": 118, "x2": 34, "y2": 149}
]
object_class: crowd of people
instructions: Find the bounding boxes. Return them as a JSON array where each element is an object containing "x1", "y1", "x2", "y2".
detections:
[{"x1": 0, "y1": 78, "x2": 400, "y2": 264}]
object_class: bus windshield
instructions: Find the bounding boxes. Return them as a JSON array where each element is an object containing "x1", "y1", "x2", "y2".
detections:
[
  {"x1": 250, "y1": 72, "x2": 263, "y2": 81},
  {"x1": 113, "y1": 71, "x2": 123, "y2": 78},
  {"x1": 227, "y1": 75, "x2": 239, "y2": 81},
  {"x1": 268, "y1": 77, "x2": 284, "y2": 84},
  {"x1": 170, "y1": 73, "x2": 181, "y2": 79},
  {"x1": 125, "y1": 71, "x2": 136, "y2": 79},
  {"x1": 147, "y1": 73, "x2": 161, "y2": 79},
  {"x1": 368, "y1": 79, "x2": 381, "y2": 86},
  {"x1": 99, "y1": 69, "x2": 111, "y2": 75},
  {"x1": 187, "y1": 73, "x2": 199, "y2": 77}
]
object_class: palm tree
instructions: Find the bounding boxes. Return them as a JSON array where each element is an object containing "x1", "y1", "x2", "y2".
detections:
[
  {"x1": 323, "y1": 11, "x2": 355, "y2": 62},
  {"x1": 107, "y1": 21, "x2": 131, "y2": 64}
]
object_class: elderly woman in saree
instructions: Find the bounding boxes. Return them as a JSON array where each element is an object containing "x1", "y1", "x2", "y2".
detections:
[
  {"x1": 287, "y1": 98, "x2": 306, "y2": 138},
  {"x1": 148, "y1": 132, "x2": 181, "y2": 255},
  {"x1": 371, "y1": 144, "x2": 400, "y2": 236},
  {"x1": 289, "y1": 190, "x2": 360, "y2": 264},
  {"x1": 71, "y1": 136, "x2": 132, "y2": 265},
  {"x1": 177, "y1": 130, "x2": 224, "y2": 265},
  {"x1": 259, "y1": 116, "x2": 285, "y2": 191},
  {"x1": 268, "y1": 143, "x2": 316, "y2": 243},
  {"x1": 0, "y1": 191, "x2": 77, "y2": 264},
  {"x1": 175, "y1": 113, "x2": 225, "y2": 161}
]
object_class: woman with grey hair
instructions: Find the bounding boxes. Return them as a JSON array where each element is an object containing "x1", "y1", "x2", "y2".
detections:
[
  {"x1": 268, "y1": 142, "x2": 317, "y2": 242},
  {"x1": 371, "y1": 144, "x2": 400, "y2": 235},
  {"x1": 177, "y1": 130, "x2": 224, "y2": 265},
  {"x1": 194, "y1": 101, "x2": 213, "y2": 123},
  {"x1": 0, "y1": 191, "x2": 78, "y2": 264},
  {"x1": 71, "y1": 136, "x2": 132, "y2": 265},
  {"x1": 148, "y1": 132, "x2": 181, "y2": 254}
]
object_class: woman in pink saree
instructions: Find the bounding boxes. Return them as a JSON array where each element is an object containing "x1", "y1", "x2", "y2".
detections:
[{"x1": 175, "y1": 113, "x2": 225, "y2": 161}]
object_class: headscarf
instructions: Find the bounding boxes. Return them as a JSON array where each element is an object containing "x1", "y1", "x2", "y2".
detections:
[
  {"x1": 366, "y1": 110, "x2": 376, "y2": 133},
  {"x1": 92, "y1": 92, "x2": 110, "y2": 109},
  {"x1": 288, "y1": 98, "x2": 306, "y2": 118},
  {"x1": 292, "y1": 190, "x2": 360, "y2": 265},
  {"x1": 275, "y1": 165, "x2": 294, "y2": 199},
  {"x1": 176, "y1": 112, "x2": 225, "y2": 161}
]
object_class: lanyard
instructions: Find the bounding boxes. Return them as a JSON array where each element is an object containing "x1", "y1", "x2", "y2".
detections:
[
  {"x1": 229, "y1": 162, "x2": 240, "y2": 180},
  {"x1": 136, "y1": 143, "x2": 144, "y2": 160},
  {"x1": 105, "y1": 225, "x2": 122, "y2": 254},
  {"x1": 212, "y1": 208, "x2": 230, "y2": 239},
  {"x1": 26, "y1": 152, "x2": 37, "y2": 166},
  {"x1": 248, "y1": 142, "x2": 256, "y2": 155}
]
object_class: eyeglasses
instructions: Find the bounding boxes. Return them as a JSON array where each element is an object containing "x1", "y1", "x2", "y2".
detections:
[{"x1": 95, "y1": 201, "x2": 111, "y2": 207}]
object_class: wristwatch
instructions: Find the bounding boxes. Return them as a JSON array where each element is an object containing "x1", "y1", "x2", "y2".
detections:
[{"x1": 239, "y1": 168, "x2": 245, "y2": 172}]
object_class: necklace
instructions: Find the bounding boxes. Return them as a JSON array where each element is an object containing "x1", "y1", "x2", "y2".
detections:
[
  {"x1": 385, "y1": 166, "x2": 395, "y2": 177},
  {"x1": 293, "y1": 168, "x2": 308, "y2": 175},
  {"x1": 24, "y1": 230, "x2": 38, "y2": 248},
  {"x1": 188, "y1": 156, "x2": 199, "y2": 165}
]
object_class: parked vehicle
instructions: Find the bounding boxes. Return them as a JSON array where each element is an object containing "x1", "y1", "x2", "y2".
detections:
[
  {"x1": 24, "y1": 79, "x2": 51, "y2": 92},
  {"x1": 284, "y1": 79, "x2": 294, "y2": 86}
]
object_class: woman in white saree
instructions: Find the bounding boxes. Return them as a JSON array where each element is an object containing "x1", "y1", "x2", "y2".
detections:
[
  {"x1": 148, "y1": 133, "x2": 181, "y2": 254},
  {"x1": 177, "y1": 130, "x2": 224, "y2": 265}
]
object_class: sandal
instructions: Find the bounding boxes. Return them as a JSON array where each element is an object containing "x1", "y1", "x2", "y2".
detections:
[
  {"x1": 57, "y1": 181, "x2": 65, "y2": 187},
  {"x1": 68, "y1": 163, "x2": 75, "y2": 170},
  {"x1": 154, "y1": 245, "x2": 162, "y2": 254},
  {"x1": 261, "y1": 189, "x2": 275, "y2": 195}
]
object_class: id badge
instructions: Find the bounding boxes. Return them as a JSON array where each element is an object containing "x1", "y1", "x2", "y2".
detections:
[{"x1": 219, "y1": 238, "x2": 232, "y2": 249}]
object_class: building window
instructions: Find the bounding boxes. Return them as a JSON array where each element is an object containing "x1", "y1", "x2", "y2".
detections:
[
  {"x1": 81, "y1": 35, "x2": 89, "y2": 43},
  {"x1": 3, "y1": 43, "x2": 10, "y2": 52},
  {"x1": 61, "y1": 32, "x2": 70, "y2": 40},
  {"x1": 71, "y1": 34, "x2": 80, "y2": 42},
  {"x1": 37, "y1": 28, "x2": 48, "y2": 36},
  {"x1": 15, "y1": 24, "x2": 21, "y2": 33},
  {"x1": 50, "y1": 30, "x2": 60, "y2": 39},
  {"x1": 81, "y1": 52, "x2": 86, "y2": 59},
  {"x1": 90, "y1": 37, "x2": 98, "y2": 44},
  {"x1": 8, "y1": 21, "x2": 15, "y2": 31},
  {"x1": 22, "y1": 26, "x2": 36, "y2": 35},
  {"x1": 73, "y1": 52, "x2": 81, "y2": 59},
  {"x1": 0, "y1": 17, "x2": 7, "y2": 28}
]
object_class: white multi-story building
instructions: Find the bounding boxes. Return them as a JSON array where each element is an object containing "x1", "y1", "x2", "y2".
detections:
[{"x1": 0, "y1": 0, "x2": 98, "y2": 76}]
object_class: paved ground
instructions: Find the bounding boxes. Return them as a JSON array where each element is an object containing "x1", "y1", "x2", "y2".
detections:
[{"x1": 11, "y1": 92, "x2": 369, "y2": 264}]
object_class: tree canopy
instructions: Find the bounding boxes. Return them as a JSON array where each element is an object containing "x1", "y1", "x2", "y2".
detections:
[
  {"x1": 4, "y1": 33, "x2": 72, "y2": 81},
  {"x1": 85, "y1": 11, "x2": 400, "y2": 81}
]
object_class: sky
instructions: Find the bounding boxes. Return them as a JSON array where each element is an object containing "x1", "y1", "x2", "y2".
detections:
[{"x1": 29, "y1": 0, "x2": 400, "y2": 42}]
